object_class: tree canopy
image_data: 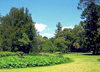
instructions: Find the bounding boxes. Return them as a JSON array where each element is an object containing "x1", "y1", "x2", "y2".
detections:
[
  {"x1": 0, "y1": 7, "x2": 36, "y2": 53},
  {"x1": 0, "y1": 1, "x2": 100, "y2": 55},
  {"x1": 78, "y1": 0, "x2": 100, "y2": 54}
]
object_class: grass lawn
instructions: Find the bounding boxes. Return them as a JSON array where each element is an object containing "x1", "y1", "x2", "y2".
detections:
[{"x1": 0, "y1": 52, "x2": 100, "y2": 72}]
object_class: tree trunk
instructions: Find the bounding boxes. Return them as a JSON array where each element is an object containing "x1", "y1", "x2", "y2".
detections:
[
  {"x1": 96, "y1": 48, "x2": 98, "y2": 55},
  {"x1": 67, "y1": 47, "x2": 69, "y2": 53},
  {"x1": 92, "y1": 47, "x2": 96, "y2": 55}
]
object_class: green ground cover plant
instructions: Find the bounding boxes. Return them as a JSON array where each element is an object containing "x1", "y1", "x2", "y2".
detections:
[
  {"x1": 0, "y1": 55, "x2": 69, "y2": 69},
  {"x1": 0, "y1": 52, "x2": 100, "y2": 72},
  {"x1": 0, "y1": 51, "x2": 23, "y2": 57}
]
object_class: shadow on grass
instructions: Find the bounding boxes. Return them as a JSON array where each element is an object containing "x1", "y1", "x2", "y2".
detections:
[
  {"x1": 97, "y1": 59, "x2": 100, "y2": 62},
  {"x1": 82, "y1": 53, "x2": 100, "y2": 56}
]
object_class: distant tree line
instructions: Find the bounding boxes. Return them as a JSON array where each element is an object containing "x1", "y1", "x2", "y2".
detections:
[
  {"x1": 41, "y1": 0, "x2": 100, "y2": 54},
  {"x1": 0, "y1": 0, "x2": 100, "y2": 55}
]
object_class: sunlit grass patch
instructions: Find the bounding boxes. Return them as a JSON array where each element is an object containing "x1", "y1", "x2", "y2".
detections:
[{"x1": 0, "y1": 52, "x2": 100, "y2": 72}]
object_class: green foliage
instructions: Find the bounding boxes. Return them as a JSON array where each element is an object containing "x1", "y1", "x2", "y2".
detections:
[
  {"x1": 42, "y1": 40, "x2": 57, "y2": 52},
  {"x1": 55, "y1": 22, "x2": 62, "y2": 37},
  {"x1": 0, "y1": 13, "x2": 1, "y2": 23},
  {"x1": 56, "y1": 28, "x2": 76, "y2": 52},
  {"x1": 63, "y1": 28, "x2": 75, "y2": 41},
  {"x1": 38, "y1": 35, "x2": 45, "y2": 43},
  {"x1": 0, "y1": 51, "x2": 24, "y2": 57},
  {"x1": 18, "y1": 33, "x2": 30, "y2": 46},
  {"x1": 35, "y1": 35, "x2": 45, "y2": 52},
  {"x1": 0, "y1": 7, "x2": 36, "y2": 53},
  {"x1": 27, "y1": 52, "x2": 40, "y2": 56},
  {"x1": 64, "y1": 40, "x2": 71, "y2": 46},
  {"x1": 64, "y1": 40, "x2": 71, "y2": 52},
  {"x1": 77, "y1": 0, "x2": 100, "y2": 10},
  {"x1": 49, "y1": 37, "x2": 56, "y2": 44},
  {"x1": 78, "y1": 0, "x2": 100, "y2": 54},
  {"x1": 0, "y1": 53, "x2": 100, "y2": 72},
  {"x1": 73, "y1": 42, "x2": 80, "y2": 49},
  {"x1": 54, "y1": 37, "x2": 67, "y2": 53},
  {"x1": 72, "y1": 23, "x2": 86, "y2": 50},
  {"x1": 43, "y1": 36, "x2": 48, "y2": 40},
  {"x1": 0, "y1": 55, "x2": 69, "y2": 69}
]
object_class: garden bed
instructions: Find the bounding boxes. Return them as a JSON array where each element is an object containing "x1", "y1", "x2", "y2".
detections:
[{"x1": 0, "y1": 55, "x2": 70, "y2": 69}]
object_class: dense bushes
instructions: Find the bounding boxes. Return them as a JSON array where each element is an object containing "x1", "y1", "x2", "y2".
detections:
[
  {"x1": 0, "y1": 51, "x2": 23, "y2": 57},
  {"x1": 42, "y1": 40, "x2": 57, "y2": 52},
  {"x1": 27, "y1": 52, "x2": 41, "y2": 56},
  {"x1": 0, "y1": 55, "x2": 70, "y2": 69},
  {"x1": 0, "y1": 7, "x2": 36, "y2": 53}
]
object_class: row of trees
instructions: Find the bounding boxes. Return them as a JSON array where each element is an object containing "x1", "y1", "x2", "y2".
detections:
[
  {"x1": 41, "y1": 22, "x2": 85, "y2": 53},
  {"x1": 0, "y1": 8, "x2": 85, "y2": 53},
  {"x1": 39, "y1": 0, "x2": 100, "y2": 54},
  {"x1": 0, "y1": 0, "x2": 100, "y2": 54},
  {"x1": 0, "y1": 7, "x2": 79, "y2": 53}
]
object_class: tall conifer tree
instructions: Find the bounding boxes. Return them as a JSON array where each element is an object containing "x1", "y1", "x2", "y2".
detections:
[{"x1": 78, "y1": 0, "x2": 100, "y2": 54}]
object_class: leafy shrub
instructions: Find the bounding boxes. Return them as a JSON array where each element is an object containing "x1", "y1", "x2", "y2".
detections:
[
  {"x1": 42, "y1": 40, "x2": 57, "y2": 52},
  {"x1": 0, "y1": 55, "x2": 71, "y2": 69},
  {"x1": 27, "y1": 52, "x2": 40, "y2": 56},
  {"x1": 0, "y1": 51, "x2": 24, "y2": 57}
]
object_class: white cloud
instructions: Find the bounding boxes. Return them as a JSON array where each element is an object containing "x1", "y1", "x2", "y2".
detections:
[
  {"x1": 42, "y1": 33, "x2": 53, "y2": 37},
  {"x1": 54, "y1": 32, "x2": 57, "y2": 35},
  {"x1": 35, "y1": 23, "x2": 47, "y2": 32}
]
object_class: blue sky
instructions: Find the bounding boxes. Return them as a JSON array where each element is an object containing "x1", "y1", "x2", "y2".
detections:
[{"x1": 0, "y1": 0, "x2": 83, "y2": 38}]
